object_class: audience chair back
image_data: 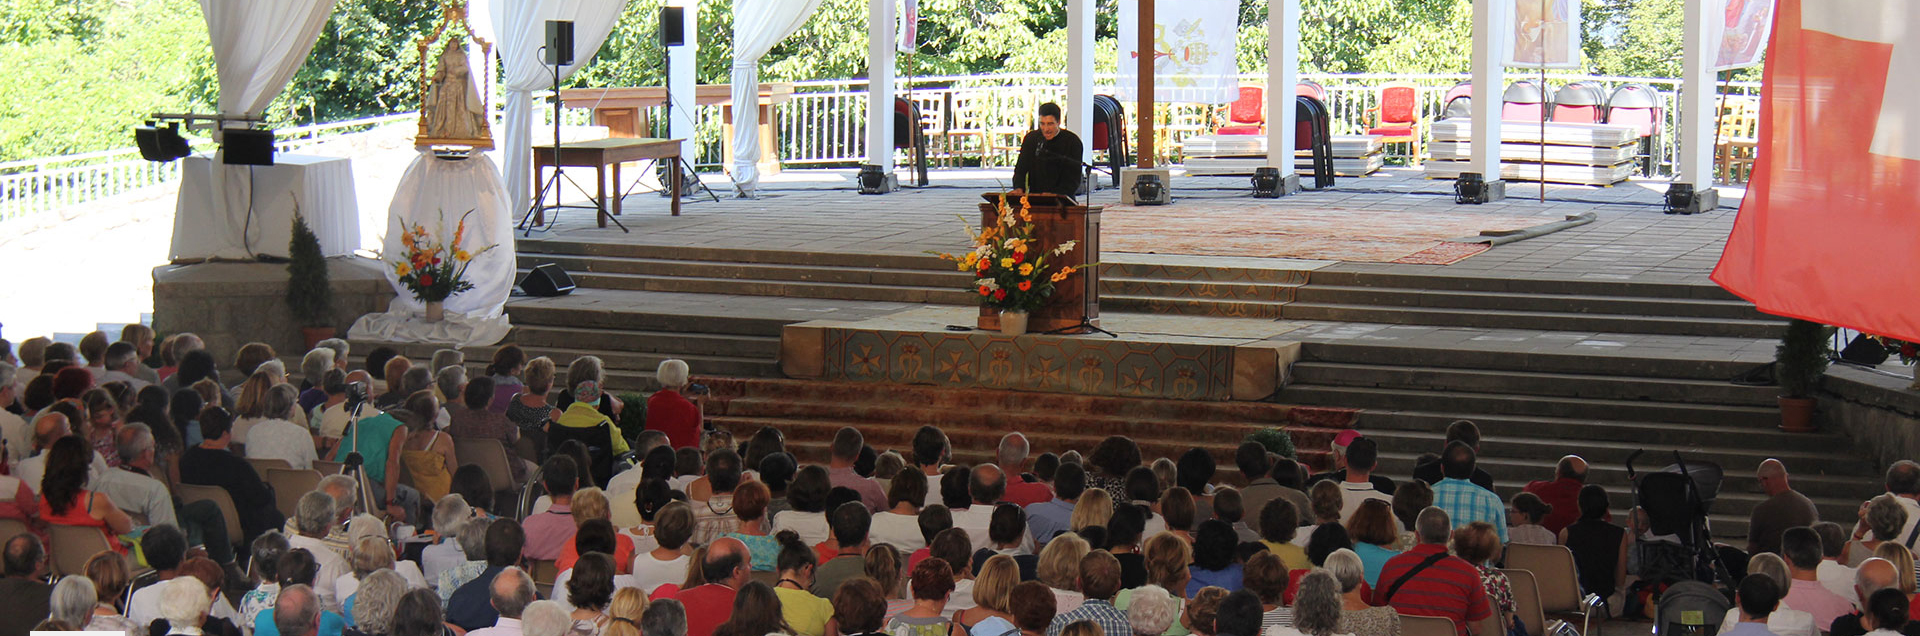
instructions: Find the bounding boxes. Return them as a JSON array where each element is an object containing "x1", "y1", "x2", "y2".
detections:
[
  {"x1": 178, "y1": 483, "x2": 244, "y2": 550},
  {"x1": 247, "y1": 457, "x2": 293, "y2": 475},
  {"x1": 266, "y1": 468, "x2": 325, "y2": 518},
  {"x1": 0, "y1": 519, "x2": 30, "y2": 546},
  {"x1": 1399, "y1": 614, "x2": 1459, "y2": 636},
  {"x1": 1501, "y1": 569, "x2": 1548, "y2": 636},
  {"x1": 49, "y1": 523, "x2": 112, "y2": 577},
  {"x1": 1505, "y1": 544, "x2": 1586, "y2": 619},
  {"x1": 313, "y1": 460, "x2": 345, "y2": 475},
  {"x1": 454, "y1": 438, "x2": 517, "y2": 493}
]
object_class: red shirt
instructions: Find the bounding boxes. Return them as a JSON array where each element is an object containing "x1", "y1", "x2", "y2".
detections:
[
  {"x1": 1373, "y1": 544, "x2": 1490, "y2": 636},
  {"x1": 676, "y1": 583, "x2": 739, "y2": 636},
  {"x1": 1522, "y1": 478, "x2": 1585, "y2": 534},
  {"x1": 1003, "y1": 479, "x2": 1054, "y2": 507},
  {"x1": 646, "y1": 390, "x2": 702, "y2": 449}
]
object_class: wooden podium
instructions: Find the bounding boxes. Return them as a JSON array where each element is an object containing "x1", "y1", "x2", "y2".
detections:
[{"x1": 976, "y1": 193, "x2": 1102, "y2": 333}]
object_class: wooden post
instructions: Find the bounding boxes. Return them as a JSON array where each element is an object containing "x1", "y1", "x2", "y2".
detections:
[{"x1": 1137, "y1": 0, "x2": 1154, "y2": 169}]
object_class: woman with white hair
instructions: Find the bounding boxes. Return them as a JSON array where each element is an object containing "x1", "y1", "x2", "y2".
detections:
[
  {"x1": 157, "y1": 576, "x2": 214, "y2": 636},
  {"x1": 421, "y1": 494, "x2": 473, "y2": 582},
  {"x1": 1127, "y1": 585, "x2": 1181, "y2": 636},
  {"x1": 1323, "y1": 550, "x2": 1397, "y2": 636},
  {"x1": 51, "y1": 575, "x2": 101, "y2": 631},
  {"x1": 1268, "y1": 571, "x2": 1351, "y2": 636},
  {"x1": 351, "y1": 569, "x2": 408, "y2": 635},
  {"x1": 299, "y1": 348, "x2": 336, "y2": 411},
  {"x1": 337, "y1": 517, "x2": 430, "y2": 610},
  {"x1": 247, "y1": 383, "x2": 319, "y2": 469},
  {"x1": 644, "y1": 359, "x2": 702, "y2": 449}
]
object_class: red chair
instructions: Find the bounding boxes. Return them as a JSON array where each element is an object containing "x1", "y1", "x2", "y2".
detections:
[
  {"x1": 1366, "y1": 81, "x2": 1423, "y2": 166},
  {"x1": 1551, "y1": 81, "x2": 1609, "y2": 123},
  {"x1": 1502, "y1": 79, "x2": 1547, "y2": 123},
  {"x1": 1608, "y1": 84, "x2": 1665, "y2": 174},
  {"x1": 1216, "y1": 85, "x2": 1267, "y2": 135},
  {"x1": 1296, "y1": 80, "x2": 1326, "y2": 101}
]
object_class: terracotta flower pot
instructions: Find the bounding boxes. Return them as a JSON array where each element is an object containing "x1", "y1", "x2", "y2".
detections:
[
  {"x1": 999, "y1": 310, "x2": 1029, "y2": 336},
  {"x1": 300, "y1": 326, "x2": 336, "y2": 350},
  {"x1": 1778, "y1": 396, "x2": 1817, "y2": 432}
]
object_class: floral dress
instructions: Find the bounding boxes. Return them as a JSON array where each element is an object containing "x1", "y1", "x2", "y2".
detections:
[{"x1": 1476, "y1": 564, "x2": 1517, "y2": 627}]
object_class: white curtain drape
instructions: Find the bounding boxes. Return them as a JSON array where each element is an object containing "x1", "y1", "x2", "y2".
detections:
[
  {"x1": 727, "y1": 0, "x2": 822, "y2": 196},
  {"x1": 494, "y1": 0, "x2": 632, "y2": 218}
]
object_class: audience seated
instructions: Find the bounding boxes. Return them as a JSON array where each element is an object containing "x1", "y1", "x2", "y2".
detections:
[
  {"x1": 1751, "y1": 460, "x2": 1822, "y2": 556},
  {"x1": 1559, "y1": 484, "x2": 1628, "y2": 608},
  {"x1": 645, "y1": 360, "x2": 701, "y2": 450},
  {"x1": 0, "y1": 533, "x2": 51, "y2": 636},
  {"x1": 1411, "y1": 422, "x2": 1493, "y2": 492},
  {"x1": 1373, "y1": 507, "x2": 1488, "y2": 636},
  {"x1": 1728, "y1": 552, "x2": 1816, "y2": 636},
  {"x1": 1784, "y1": 526, "x2": 1857, "y2": 628},
  {"x1": 448, "y1": 518, "x2": 527, "y2": 631}
]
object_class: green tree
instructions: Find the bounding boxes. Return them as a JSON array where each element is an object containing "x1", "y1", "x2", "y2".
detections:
[
  {"x1": 0, "y1": 0, "x2": 210, "y2": 161},
  {"x1": 271, "y1": 0, "x2": 439, "y2": 127}
]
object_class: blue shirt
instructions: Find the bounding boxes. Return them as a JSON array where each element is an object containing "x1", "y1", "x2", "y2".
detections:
[
  {"x1": 447, "y1": 566, "x2": 505, "y2": 631},
  {"x1": 1433, "y1": 478, "x2": 1508, "y2": 544},
  {"x1": 1026, "y1": 498, "x2": 1075, "y2": 546},
  {"x1": 1187, "y1": 563, "x2": 1244, "y2": 596},
  {"x1": 254, "y1": 609, "x2": 346, "y2": 636},
  {"x1": 1354, "y1": 542, "x2": 1401, "y2": 586}
]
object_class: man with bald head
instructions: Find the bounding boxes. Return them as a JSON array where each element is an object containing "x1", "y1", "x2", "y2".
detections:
[
  {"x1": 954, "y1": 463, "x2": 1017, "y2": 551},
  {"x1": 677, "y1": 537, "x2": 750, "y2": 636},
  {"x1": 1828, "y1": 558, "x2": 1920, "y2": 636},
  {"x1": 1523, "y1": 455, "x2": 1591, "y2": 534},
  {"x1": 467, "y1": 567, "x2": 537, "y2": 636},
  {"x1": 16, "y1": 411, "x2": 107, "y2": 495},
  {"x1": 1749, "y1": 459, "x2": 1820, "y2": 555}
]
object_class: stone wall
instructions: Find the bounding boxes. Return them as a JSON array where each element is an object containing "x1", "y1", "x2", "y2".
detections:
[
  {"x1": 152, "y1": 257, "x2": 394, "y2": 359},
  {"x1": 1822, "y1": 365, "x2": 1920, "y2": 468}
]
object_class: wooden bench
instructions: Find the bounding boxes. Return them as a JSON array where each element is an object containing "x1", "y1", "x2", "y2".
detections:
[{"x1": 531, "y1": 137, "x2": 684, "y2": 227}]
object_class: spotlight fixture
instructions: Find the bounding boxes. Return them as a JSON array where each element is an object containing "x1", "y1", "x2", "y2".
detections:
[
  {"x1": 1454, "y1": 172, "x2": 1488, "y2": 204},
  {"x1": 1664, "y1": 183, "x2": 1696, "y2": 215},
  {"x1": 1131, "y1": 173, "x2": 1168, "y2": 205},
  {"x1": 222, "y1": 128, "x2": 277, "y2": 166},
  {"x1": 134, "y1": 122, "x2": 191, "y2": 163},
  {"x1": 857, "y1": 164, "x2": 890, "y2": 195},
  {"x1": 1251, "y1": 167, "x2": 1283, "y2": 198}
]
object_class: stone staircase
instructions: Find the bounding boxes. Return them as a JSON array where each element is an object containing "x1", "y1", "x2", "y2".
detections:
[
  {"x1": 699, "y1": 377, "x2": 1360, "y2": 469},
  {"x1": 1276, "y1": 340, "x2": 1874, "y2": 540}
]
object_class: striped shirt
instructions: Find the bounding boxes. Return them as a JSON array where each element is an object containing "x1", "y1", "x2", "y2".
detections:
[
  {"x1": 1372, "y1": 544, "x2": 1490, "y2": 636},
  {"x1": 1047, "y1": 599, "x2": 1132, "y2": 636}
]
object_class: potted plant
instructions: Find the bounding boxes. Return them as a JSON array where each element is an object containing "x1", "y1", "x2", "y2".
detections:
[
  {"x1": 392, "y1": 209, "x2": 497, "y2": 322},
  {"x1": 1775, "y1": 319, "x2": 1834, "y2": 432},
  {"x1": 931, "y1": 195, "x2": 1086, "y2": 336},
  {"x1": 286, "y1": 212, "x2": 335, "y2": 348}
]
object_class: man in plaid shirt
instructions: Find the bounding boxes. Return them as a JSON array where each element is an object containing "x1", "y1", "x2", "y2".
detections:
[
  {"x1": 1432, "y1": 442, "x2": 1507, "y2": 544},
  {"x1": 1047, "y1": 551, "x2": 1132, "y2": 636}
]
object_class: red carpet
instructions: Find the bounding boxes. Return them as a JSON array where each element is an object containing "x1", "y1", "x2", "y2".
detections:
[{"x1": 1101, "y1": 203, "x2": 1543, "y2": 264}]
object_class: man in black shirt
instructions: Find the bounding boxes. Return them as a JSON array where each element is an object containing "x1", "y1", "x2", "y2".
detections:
[{"x1": 1010, "y1": 102, "x2": 1085, "y2": 199}]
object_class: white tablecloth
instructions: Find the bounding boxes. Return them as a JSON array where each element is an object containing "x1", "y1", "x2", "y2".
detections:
[{"x1": 170, "y1": 153, "x2": 360, "y2": 261}]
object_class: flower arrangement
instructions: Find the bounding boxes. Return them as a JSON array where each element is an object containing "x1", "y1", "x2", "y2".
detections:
[
  {"x1": 391, "y1": 209, "x2": 496, "y2": 303},
  {"x1": 931, "y1": 194, "x2": 1085, "y2": 313}
]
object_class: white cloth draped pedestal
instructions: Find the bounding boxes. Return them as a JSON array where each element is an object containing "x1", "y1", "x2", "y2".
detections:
[
  {"x1": 727, "y1": 0, "x2": 822, "y2": 197},
  {"x1": 493, "y1": 0, "x2": 631, "y2": 219},
  {"x1": 349, "y1": 152, "x2": 516, "y2": 347}
]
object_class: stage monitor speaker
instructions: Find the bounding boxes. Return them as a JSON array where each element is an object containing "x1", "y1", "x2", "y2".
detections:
[
  {"x1": 520, "y1": 262, "x2": 575, "y2": 297},
  {"x1": 545, "y1": 20, "x2": 575, "y2": 66},
  {"x1": 661, "y1": 7, "x2": 685, "y2": 46},
  {"x1": 222, "y1": 128, "x2": 276, "y2": 166}
]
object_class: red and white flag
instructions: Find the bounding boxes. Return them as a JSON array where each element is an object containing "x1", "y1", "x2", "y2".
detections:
[{"x1": 1712, "y1": 0, "x2": 1920, "y2": 342}]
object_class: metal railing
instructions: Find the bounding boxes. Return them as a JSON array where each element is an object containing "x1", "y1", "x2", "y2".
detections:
[
  {"x1": 6, "y1": 73, "x2": 1764, "y2": 219},
  {"x1": 0, "y1": 112, "x2": 418, "y2": 223}
]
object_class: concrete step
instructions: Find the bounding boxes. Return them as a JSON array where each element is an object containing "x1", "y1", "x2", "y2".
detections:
[
  {"x1": 1292, "y1": 285, "x2": 1774, "y2": 321},
  {"x1": 511, "y1": 324, "x2": 781, "y2": 359},
  {"x1": 1346, "y1": 410, "x2": 1854, "y2": 455},
  {"x1": 557, "y1": 270, "x2": 976, "y2": 305},
  {"x1": 1302, "y1": 269, "x2": 1747, "y2": 302},
  {"x1": 518, "y1": 253, "x2": 972, "y2": 289},
  {"x1": 712, "y1": 398, "x2": 1314, "y2": 446},
  {"x1": 503, "y1": 288, "x2": 919, "y2": 337},
  {"x1": 1099, "y1": 277, "x2": 1303, "y2": 303},
  {"x1": 1298, "y1": 341, "x2": 1769, "y2": 381},
  {"x1": 518, "y1": 239, "x2": 949, "y2": 271},
  {"x1": 1281, "y1": 302, "x2": 1785, "y2": 339},
  {"x1": 1278, "y1": 384, "x2": 1779, "y2": 427},
  {"x1": 702, "y1": 378, "x2": 1319, "y2": 426},
  {"x1": 1363, "y1": 430, "x2": 1871, "y2": 484},
  {"x1": 1102, "y1": 294, "x2": 1289, "y2": 319},
  {"x1": 1374, "y1": 453, "x2": 1874, "y2": 507},
  {"x1": 1290, "y1": 361, "x2": 1779, "y2": 407}
]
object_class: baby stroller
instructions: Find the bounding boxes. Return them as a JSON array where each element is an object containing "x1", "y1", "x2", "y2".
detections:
[
  {"x1": 1653, "y1": 580, "x2": 1733, "y2": 636},
  {"x1": 1627, "y1": 450, "x2": 1734, "y2": 587}
]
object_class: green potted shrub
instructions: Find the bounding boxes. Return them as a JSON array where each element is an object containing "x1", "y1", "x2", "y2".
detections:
[
  {"x1": 286, "y1": 212, "x2": 335, "y2": 349},
  {"x1": 1775, "y1": 319, "x2": 1833, "y2": 432},
  {"x1": 1244, "y1": 427, "x2": 1296, "y2": 460}
]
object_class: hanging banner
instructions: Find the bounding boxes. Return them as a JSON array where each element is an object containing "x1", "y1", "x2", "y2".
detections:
[
  {"x1": 1508, "y1": 0, "x2": 1581, "y2": 68},
  {"x1": 1117, "y1": 0, "x2": 1240, "y2": 104},
  {"x1": 897, "y1": 0, "x2": 917, "y2": 53},
  {"x1": 1713, "y1": 0, "x2": 1774, "y2": 70}
]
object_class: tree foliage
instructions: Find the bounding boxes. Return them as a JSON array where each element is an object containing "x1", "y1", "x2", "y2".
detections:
[{"x1": 0, "y1": 0, "x2": 209, "y2": 162}]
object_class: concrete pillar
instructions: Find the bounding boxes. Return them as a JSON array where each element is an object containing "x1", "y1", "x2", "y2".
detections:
[
  {"x1": 865, "y1": 0, "x2": 897, "y2": 176},
  {"x1": 1466, "y1": 0, "x2": 1508, "y2": 201},
  {"x1": 667, "y1": 0, "x2": 699, "y2": 163},
  {"x1": 1263, "y1": 0, "x2": 1300, "y2": 192},
  {"x1": 1669, "y1": 0, "x2": 1720, "y2": 212},
  {"x1": 1068, "y1": 0, "x2": 1094, "y2": 166}
]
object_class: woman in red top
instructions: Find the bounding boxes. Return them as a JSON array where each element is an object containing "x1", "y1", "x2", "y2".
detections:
[
  {"x1": 645, "y1": 360, "x2": 703, "y2": 449},
  {"x1": 39, "y1": 436, "x2": 133, "y2": 553}
]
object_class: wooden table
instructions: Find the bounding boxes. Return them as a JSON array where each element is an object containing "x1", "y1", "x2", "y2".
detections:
[
  {"x1": 559, "y1": 84, "x2": 794, "y2": 172},
  {"x1": 531, "y1": 137, "x2": 683, "y2": 226}
]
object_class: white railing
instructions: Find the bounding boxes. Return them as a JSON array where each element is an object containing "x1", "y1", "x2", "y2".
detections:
[
  {"x1": 0, "y1": 112, "x2": 418, "y2": 223},
  {"x1": 7, "y1": 73, "x2": 1765, "y2": 218}
]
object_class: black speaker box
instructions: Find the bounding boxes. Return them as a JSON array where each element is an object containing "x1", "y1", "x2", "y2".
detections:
[
  {"x1": 661, "y1": 7, "x2": 685, "y2": 47},
  {"x1": 546, "y1": 20, "x2": 575, "y2": 66},
  {"x1": 222, "y1": 128, "x2": 276, "y2": 166},
  {"x1": 520, "y1": 263, "x2": 575, "y2": 297}
]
